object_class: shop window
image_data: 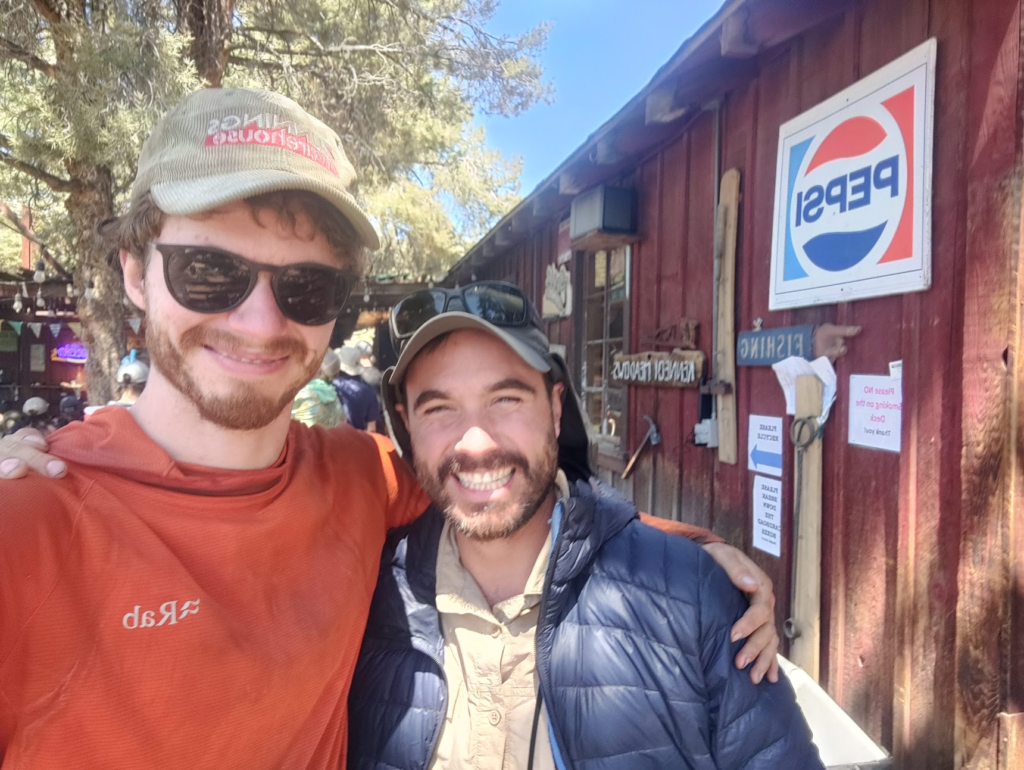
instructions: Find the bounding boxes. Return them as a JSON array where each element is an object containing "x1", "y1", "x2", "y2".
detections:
[{"x1": 581, "y1": 246, "x2": 629, "y2": 450}]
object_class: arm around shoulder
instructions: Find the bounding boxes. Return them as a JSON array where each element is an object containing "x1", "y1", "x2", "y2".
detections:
[
  {"x1": 696, "y1": 550, "x2": 824, "y2": 770},
  {"x1": 637, "y1": 512, "x2": 724, "y2": 545},
  {"x1": 368, "y1": 432, "x2": 431, "y2": 530}
]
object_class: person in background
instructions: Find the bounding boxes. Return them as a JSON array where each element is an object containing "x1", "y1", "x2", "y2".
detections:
[
  {"x1": 292, "y1": 349, "x2": 346, "y2": 428},
  {"x1": 85, "y1": 351, "x2": 150, "y2": 416},
  {"x1": 52, "y1": 394, "x2": 85, "y2": 429},
  {"x1": 356, "y1": 339, "x2": 374, "y2": 367},
  {"x1": 0, "y1": 410, "x2": 28, "y2": 438},
  {"x1": 333, "y1": 345, "x2": 381, "y2": 432},
  {"x1": 22, "y1": 397, "x2": 55, "y2": 436},
  {"x1": 360, "y1": 364, "x2": 383, "y2": 389},
  {"x1": 356, "y1": 339, "x2": 384, "y2": 393},
  {"x1": 113, "y1": 351, "x2": 149, "y2": 406}
]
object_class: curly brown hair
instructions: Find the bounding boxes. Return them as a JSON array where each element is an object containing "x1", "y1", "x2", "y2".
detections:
[{"x1": 115, "y1": 191, "x2": 368, "y2": 276}]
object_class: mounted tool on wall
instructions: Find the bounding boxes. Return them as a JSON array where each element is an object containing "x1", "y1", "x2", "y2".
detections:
[{"x1": 622, "y1": 415, "x2": 661, "y2": 480}]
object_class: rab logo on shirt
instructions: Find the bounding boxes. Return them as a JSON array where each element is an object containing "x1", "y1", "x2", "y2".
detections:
[{"x1": 122, "y1": 599, "x2": 201, "y2": 629}]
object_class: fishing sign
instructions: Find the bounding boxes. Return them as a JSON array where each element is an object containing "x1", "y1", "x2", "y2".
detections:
[{"x1": 769, "y1": 39, "x2": 935, "y2": 310}]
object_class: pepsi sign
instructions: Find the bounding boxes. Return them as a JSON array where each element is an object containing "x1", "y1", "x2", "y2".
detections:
[{"x1": 770, "y1": 39, "x2": 935, "y2": 310}]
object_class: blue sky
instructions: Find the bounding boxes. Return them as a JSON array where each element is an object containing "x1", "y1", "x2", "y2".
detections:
[{"x1": 480, "y1": 0, "x2": 726, "y2": 193}]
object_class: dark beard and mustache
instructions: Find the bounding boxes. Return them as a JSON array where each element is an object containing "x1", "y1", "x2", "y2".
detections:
[
  {"x1": 146, "y1": 319, "x2": 319, "y2": 431},
  {"x1": 414, "y1": 425, "x2": 559, "y2": 542}
]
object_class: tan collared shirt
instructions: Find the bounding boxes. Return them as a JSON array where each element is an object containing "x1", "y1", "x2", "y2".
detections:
[{"x1": 430, "y1": 474, "x2": 570, "y2": 770}]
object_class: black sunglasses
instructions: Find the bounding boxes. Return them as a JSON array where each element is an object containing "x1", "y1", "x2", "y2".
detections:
[
  {"x1": 155, "y1": 244, "x2": 353, "y2": 327},
  {"x1": 390, "y1": 281, "x2": 533, "y2": 347}
]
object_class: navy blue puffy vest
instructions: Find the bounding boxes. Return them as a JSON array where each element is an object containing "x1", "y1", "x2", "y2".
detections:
[{"x1": 348, "y1": 478, "x2": 823, "y2": 770}]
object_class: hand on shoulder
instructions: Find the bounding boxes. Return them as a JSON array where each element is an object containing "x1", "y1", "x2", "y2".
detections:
[{"x1": 0, "y1": 428, "x2": 65, "y2": 479}]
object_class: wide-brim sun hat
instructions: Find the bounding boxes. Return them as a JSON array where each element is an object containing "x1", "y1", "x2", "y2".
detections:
[{"x1": 337, "y1": 345, "x2": 364, "y2": 376}]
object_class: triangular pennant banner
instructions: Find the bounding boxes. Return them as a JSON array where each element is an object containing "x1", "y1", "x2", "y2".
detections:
[
  {"x1": 49, "y1": 322, "x2": 63, "y2": 339},
  {"x1": 67, "y1": 322, "x2": 82, "y2": 339},
  {"x1": 128, "y1": 318, "x2": 142, "y2": 334},
  {"x1": 8, "y1": 321, "x2": 22, "y2": 336},
  {"x1": 28, "y1": 322, "x2": 43, "y2": 339}
]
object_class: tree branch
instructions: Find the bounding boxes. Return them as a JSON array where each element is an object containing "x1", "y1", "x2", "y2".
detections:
[
  {"x1": 234, "y1": 27, "x2": 406, "y2": 56},
  {"x1": 0, "y1": 200, "x2": 73, "y2": 278},
  {"x1": 0, "y1": 135, "x2": 78, "y2": 193},
  {"x1": 30, "y1": 0, "x2": 64, "y2": 25},
  {"x1": 0, "y1": 37, "x2": 57, "y2": 78},
  {"x1": 227, "y1": 55, "x2": 319, "y2": 73}
]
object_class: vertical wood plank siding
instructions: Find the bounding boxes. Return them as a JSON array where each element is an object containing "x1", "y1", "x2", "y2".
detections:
[{"x1": 466, "y1": 0, "x2": 1022, "y2": 765}]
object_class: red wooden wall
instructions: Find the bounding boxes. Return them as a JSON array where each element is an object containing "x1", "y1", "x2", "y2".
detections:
[{"x1": 470, "y1": 0, "x2": 1023, "y2": 765}]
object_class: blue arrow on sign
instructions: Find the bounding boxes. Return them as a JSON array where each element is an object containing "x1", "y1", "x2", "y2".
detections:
[{"x1": 750, "y1": 444, "x2": 783, "y2": 470}]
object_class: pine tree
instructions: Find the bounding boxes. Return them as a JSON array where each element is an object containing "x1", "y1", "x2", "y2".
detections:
[{"x1": 0, "y1": 0, "x2": 547, "y2": 401}]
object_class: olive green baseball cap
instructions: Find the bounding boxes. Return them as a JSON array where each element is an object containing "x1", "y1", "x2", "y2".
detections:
[{"x1": 131, "y1": 87, "x2": 380, "y2": 250}]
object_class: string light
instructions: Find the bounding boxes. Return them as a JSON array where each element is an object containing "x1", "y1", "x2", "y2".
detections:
[
  {"x1": 66, "y1": 282, "x2": 75, "y2": 297},
  {"x1": 83, "y1": 280, "x2": 96, "y2": 301},
  {"x1": 33, "y1": 260, "x2": 46, "y2": 283},
  {"x1": 35, "y1": 288, "x2": 45, "y2": 309},
  {"x1": 12, "y1": 292, "x2": 23, "y2": 313}
]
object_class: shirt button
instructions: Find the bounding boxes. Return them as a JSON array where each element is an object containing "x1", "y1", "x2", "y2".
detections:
[{"x1": 488, "y1": 710, "x2": 501, "y2": 725}]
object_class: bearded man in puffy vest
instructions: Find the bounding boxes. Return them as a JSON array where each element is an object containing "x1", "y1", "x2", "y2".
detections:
[{"x1": 348, "y1": 283, "x2": 823, "y2": 770}]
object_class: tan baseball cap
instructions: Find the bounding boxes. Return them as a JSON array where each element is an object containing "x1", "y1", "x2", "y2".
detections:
[{"x1": 131, "y1": 87, "x2": 380, "y2": 250}]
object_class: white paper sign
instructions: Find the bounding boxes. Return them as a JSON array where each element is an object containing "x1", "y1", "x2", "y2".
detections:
[
  {"x1": 542, "y1": 263, "x2": 572, "y2": 319},
  {"x1": 771, "y1": 355, "x2": 838, "y2": 423},
  {"x1": 753, "y1": 475, "x2": 783, "y2": 557},
  {"x1": 748, "y1": 415, "x2": 784, "y2": 477},
  {"x1": 889, "y1": 360, "x2": 903, "y2": 379},
  {"x1": 848, "y1": 374, "x2": 902, "y2": 452}
]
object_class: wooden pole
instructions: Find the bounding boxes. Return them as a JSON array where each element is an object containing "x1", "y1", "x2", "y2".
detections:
[
  {"x1": 715, "y1": 168, "x2": 740, "y2": 464},
  {"x1": 789, "y1": 374, "x2": 823, "y2": 680},
  {"x1": 998, "y1": 714, "x2": 1024, "y2": 770}
]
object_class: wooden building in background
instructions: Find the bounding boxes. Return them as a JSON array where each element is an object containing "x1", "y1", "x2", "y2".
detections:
[{"x1": 445, "y1": 0, "x2": 1024, "y2": 767}]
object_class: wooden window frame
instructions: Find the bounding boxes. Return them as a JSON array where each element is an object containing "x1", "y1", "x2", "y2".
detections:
[{"x1": 577, "y1": 245, "x2": 631, "y2": 462}]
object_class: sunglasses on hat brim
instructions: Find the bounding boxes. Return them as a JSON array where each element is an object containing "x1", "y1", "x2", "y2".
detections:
[
  {"x1": 389, "y1": 282, "x2": 533, "y2": 349},
  {"x1": 155, "y1": 244, "x2": 353, "y2": 327}
]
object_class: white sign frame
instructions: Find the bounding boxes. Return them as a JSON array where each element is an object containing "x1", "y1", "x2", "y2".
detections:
[
  {"x1": 747, "y1": 415, "x2": 784, "y2": 477},
  {"x1": 752, "y1": 475, "x2": 783, "y2": 557},
  {"x1": 769, "y1": 38, "x2": 936, "y2": 309},
  {"x1": 848, "y1": 374, "x2": 902, "y2": 453}
]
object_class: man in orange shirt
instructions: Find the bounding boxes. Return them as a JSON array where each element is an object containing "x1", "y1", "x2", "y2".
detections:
[{"x1": 0, "y1": 88, "x2": 776, "y2": 769}]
